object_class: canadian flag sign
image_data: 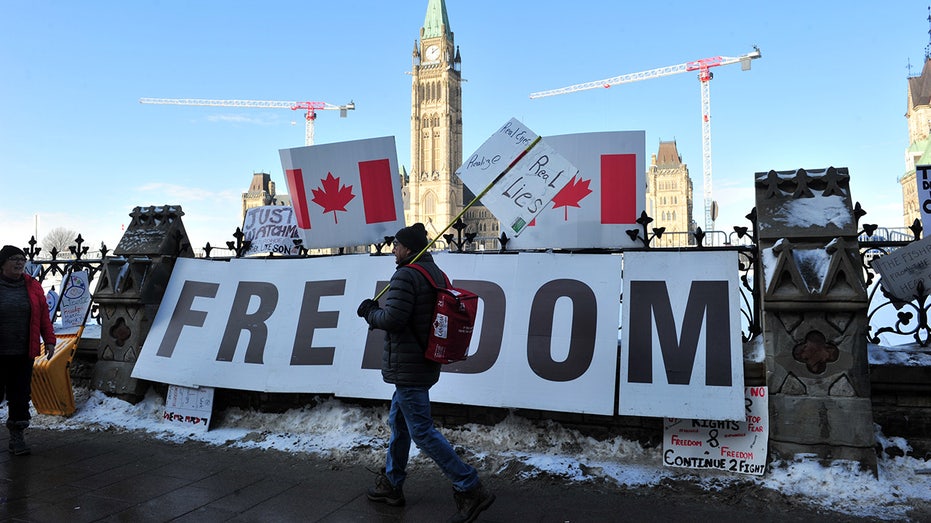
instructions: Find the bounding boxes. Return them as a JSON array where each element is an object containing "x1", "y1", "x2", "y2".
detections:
[
  {"x1": 454, "y1": 118, "x2": 578, "y2": 236},
  {"x1": 506, "y1": 131, "x2": 646, "y2": 249},
  {"x1": 279, "y1": 136, "x2": 405, "y2": 249}
]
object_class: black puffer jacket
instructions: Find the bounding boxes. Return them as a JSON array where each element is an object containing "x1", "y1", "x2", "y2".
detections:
[{"x1": 365, "y1": 252, "x2": 444, "y2": 387}]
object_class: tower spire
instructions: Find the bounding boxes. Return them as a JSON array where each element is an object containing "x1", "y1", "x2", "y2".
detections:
[
  {"x1": 422, "y1": 0, "x2": 452, "y2": 40},
  {"x1": 925, "y1": 5, "x2": 931, "y2": 61}
]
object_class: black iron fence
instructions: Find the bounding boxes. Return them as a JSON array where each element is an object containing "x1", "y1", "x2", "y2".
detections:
[{"x1": 16, "y1": 207, "x2": 925, "y2": 349}]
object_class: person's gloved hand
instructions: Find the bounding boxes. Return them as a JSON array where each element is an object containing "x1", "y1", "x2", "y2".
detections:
[{"x1": 357, "y1": 298, "x2": 378, "y2": 318}]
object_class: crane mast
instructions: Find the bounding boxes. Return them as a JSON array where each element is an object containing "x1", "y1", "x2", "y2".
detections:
[
  {"x1": 530, "y1": 48, "x2": 761, "y2": 238},
  {"x1": 139, "y1": 98, "x2": 356, "y2": 146}
]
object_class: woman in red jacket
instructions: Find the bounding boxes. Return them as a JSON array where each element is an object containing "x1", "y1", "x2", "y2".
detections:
[{"x1": 0, "y1": 245, "x2": 55, "y2": 455}]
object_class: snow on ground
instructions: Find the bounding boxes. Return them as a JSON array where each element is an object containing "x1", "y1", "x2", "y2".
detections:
[{"x1": 16, "y1": 386, "x2": 931, "y2": 521}]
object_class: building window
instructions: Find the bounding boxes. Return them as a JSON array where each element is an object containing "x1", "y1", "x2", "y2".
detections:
[{"x1": 424, "y1": 192, "x2": 436, "y2": 216}]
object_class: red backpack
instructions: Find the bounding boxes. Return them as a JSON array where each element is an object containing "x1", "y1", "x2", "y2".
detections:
[{"x1": 408, "y1": 263, "x2": 478, "y2": 364}]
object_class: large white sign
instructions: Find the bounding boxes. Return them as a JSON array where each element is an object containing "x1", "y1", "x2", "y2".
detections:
[
  {"x1": 916, "y1": 164, "x2": 931, "y2": 233},
  {"x1": 455, "y1": 118, "x2": 577, "y2": 236},
  {"x1": 506, "y1": 131, "x2": 646, "y2": 250},
  {"x1": 662, "y1": 386, "x2": 769, "y2": 475},
  {"x1": 620, "y1": 250, "x2": 744, "y2": 420},
  {"x1": 280, "y1": 136, "x2": 405, "y2": 249},
  {"x1": 133, "y1": 253, "x2": 622, "y2": 415}
]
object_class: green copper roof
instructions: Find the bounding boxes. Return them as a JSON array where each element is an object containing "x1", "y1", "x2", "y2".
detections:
[
  {"x1": 918, "y1": 138, "x2": 931, "y2": 165},
  {"x1": 423, "y1": 0, "x2": 451, "y2": 39}
]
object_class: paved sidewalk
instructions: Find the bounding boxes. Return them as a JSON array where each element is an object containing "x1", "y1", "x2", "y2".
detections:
[{"x1": 1, "y1": 428, "x2": 879, "y2": 522}]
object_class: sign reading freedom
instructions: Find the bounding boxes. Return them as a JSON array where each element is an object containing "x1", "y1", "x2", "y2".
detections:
[
  {"x1": 133, "y1": 251, "x2": 745, "y2": 419},
  {"x1": 133, "y1": 253, "x2": 623, "y2": 415}
]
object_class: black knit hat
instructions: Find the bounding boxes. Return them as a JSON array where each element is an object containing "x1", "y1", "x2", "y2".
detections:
[
  {"x1": 0, "y1": 245, "x2": 25, "y2": 266},
  {"x1": 395, "y1": 223, "x2": 429, "y2": 253}
]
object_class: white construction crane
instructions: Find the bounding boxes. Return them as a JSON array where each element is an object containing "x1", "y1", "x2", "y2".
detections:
[
  {"x1": 139, "y1": 98, "x2": 356, "y2": 146},
  {"x1": 530, "y1": 47, "x2": 761, "y2": 236}
]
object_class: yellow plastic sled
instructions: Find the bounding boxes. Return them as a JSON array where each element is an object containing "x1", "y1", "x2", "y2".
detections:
[{"x1": 31, "y1": 326, "x2": 84, "y2": 416}]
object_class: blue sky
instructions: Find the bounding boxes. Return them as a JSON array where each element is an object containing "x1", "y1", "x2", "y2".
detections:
[{"x1": 1, "y1": 1, "x2": 926, "y2": 250}]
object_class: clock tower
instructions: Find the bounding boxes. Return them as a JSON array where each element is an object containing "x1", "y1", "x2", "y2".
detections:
[{"x1": 409, "y1": 0, "x2": 463, "y2": 238}]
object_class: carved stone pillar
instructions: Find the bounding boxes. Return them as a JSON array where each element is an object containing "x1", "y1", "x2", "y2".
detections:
[
  {"x1": 92, "y1": 205, "x2": 193, "y2": 399},
  {"x1": 755, "y1": 167, "x2": 876, "y2": 471}
]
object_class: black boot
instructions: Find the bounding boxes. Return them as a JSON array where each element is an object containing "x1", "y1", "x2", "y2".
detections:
[
  {"x1": 450, "y1": 481, "x2": 495, "y2": 523},
  {"x1": 366, "y1": 468, "x2": 405, "y2": 506},
  {"x1": 7, "y1": 420, "x2": 31, "y2": 456}
]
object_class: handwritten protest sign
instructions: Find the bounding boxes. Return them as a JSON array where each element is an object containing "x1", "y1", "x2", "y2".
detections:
[
  {"x1": 163, "y1": 385, "x2": 214, "y2": 433},
  {"x1": 455, "y1": 118, "x2": 578, "y2": 236},
  {"x1": 916, "y1": 164, "x2": 931, "y2": 233},
  {"x1": 662, "y1": 386, "x2": 769, "y2": 476},
  {"x1": 59, "y1": 270, "x2": 91, "y2": 329},
  {"x1": 872, "y1": 234, "x2": 931, "y2": 301},
  {"x1": 242, "y1": 206, "x2": 300, "y2": 256}
]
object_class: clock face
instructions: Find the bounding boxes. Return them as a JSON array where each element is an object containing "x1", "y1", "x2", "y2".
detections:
[{"x1": 425, "y1": 45, "x2": 441, "y2": 62}]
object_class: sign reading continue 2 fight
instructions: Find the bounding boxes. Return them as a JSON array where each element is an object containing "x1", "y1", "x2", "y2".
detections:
[
  {"x1": 132, "y1": 253, "x2": 622, "y2": 415},
  {"x1": 620, "y1": 251, "x2": 744, "y2": 421}
]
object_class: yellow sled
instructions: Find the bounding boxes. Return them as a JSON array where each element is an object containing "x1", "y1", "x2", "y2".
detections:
[{"x1": 31, "y1": 326, "x2": 84, "y2": 416}]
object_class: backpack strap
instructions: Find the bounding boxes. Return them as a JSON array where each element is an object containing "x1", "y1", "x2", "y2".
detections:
[{"x1": 408, "y1": 263, "x2": 450, "y2": 290}]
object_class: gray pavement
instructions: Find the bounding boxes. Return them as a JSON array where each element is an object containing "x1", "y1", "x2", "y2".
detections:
[{"x1": 0, "y1": 427, "x2": 885, "y2": 522}]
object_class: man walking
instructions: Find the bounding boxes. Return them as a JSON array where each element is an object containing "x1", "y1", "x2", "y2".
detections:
[{"x1": 357, "y1": 223, "x2": 494, "y2": 523}]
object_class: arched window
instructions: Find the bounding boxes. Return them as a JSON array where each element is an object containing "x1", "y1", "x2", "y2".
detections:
[{"x1": 424, "y1": 191, "x2": 437, "y2": 217}]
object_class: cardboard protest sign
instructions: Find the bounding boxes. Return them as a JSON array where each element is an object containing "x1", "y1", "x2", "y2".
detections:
[
  {"x1": 59, "y1": 270, "x2": 91, "y2": 329},
  {"x1": 872, "y1": 234, "x2": 931, "y2": 301},
  {"x1": 506, "y1": 131, "x2": 646, "y2": 249},
  {"x1": 455, "y1": 118, "x2": 578, "y2": 236},
  {"x1": 663, "y1": 386, "x2": 769, "y2": 475},
  {"x1": 242, "y1": 206, "x2": 300, "y2": 256},
  {"x1": 280, "y1": 137, "x2": 405, "y2": 249},
  {"x1": 163, "y1": 385, "x2": 214, "y2": 433}
]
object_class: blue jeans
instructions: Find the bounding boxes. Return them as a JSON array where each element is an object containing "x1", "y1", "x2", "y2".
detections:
[{"x1": 385, "y1": 386, "x2": 478, "y2": 492}]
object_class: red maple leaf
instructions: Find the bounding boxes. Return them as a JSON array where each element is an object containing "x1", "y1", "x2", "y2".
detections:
[
  {"x1": 311, "y1": 172, "x2": 355, "y2": 224},
  {"x1": 550, "y1": 176, "x2": 593, "y2": 220}
]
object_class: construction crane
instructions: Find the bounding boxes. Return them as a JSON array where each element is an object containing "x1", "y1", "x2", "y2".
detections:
[
  {"x1": 139, "y1": 98, "x2": 356, "y2": 146},
  {"x1": 530, "y1": 47, "x2": 761, "y2": 236}
]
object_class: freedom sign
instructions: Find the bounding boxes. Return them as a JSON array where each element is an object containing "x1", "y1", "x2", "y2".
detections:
[
  {"x1": 620, "y1": 250, "x2": 744, "y2": 420},
  {"x1": 280, "y1": 136, "x2": 405, "y2": 249},
  {"x1": 507, "y1": 131, "x2": 646, "y2": 249},
  {"x1": 455, "y1": 118, "x2": 577, "y2": 236},
  {"x1": 131, "y1": 253, "x2": 622, "y2": 415}
]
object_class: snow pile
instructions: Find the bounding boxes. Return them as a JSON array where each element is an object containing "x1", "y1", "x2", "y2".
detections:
[{"x1": 21, "y1": 387, "x2": 931, "y2": 520}]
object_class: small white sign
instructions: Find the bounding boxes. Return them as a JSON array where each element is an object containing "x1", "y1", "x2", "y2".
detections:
[
  {"x1": 871, "y1": 234, "x2": 931, "y2": 301},
  {"x1": 163, "y1": 385, "x2": 214, "y2": 432},
  {"x1": 242, "y1": 206, "x2": 300, "y2": 256},
  {"x1": 662, "y1": 386, "x2": 769, "y2": 476},
  {"x1": 59, "y1": 270, "x2": 91, "y2": 329},
  {"x1": 455, "y1": 118, "x2": 577, "y2": 236}
]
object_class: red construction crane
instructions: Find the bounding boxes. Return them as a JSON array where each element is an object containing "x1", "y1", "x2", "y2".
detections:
[
  {"x1": 530, "y1": 47, "x2": 761, "y2": 236},
  {"x1": 139, "y1": 98, "x2": 356, "y2": 146}
]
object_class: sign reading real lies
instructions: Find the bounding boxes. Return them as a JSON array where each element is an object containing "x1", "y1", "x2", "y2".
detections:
[
  {"x1": 455, "y1": 118, "x2": 577, "y2": 236},
  {"x1": 133, "y1": 251, "x2": 744, "y2": 420}
]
